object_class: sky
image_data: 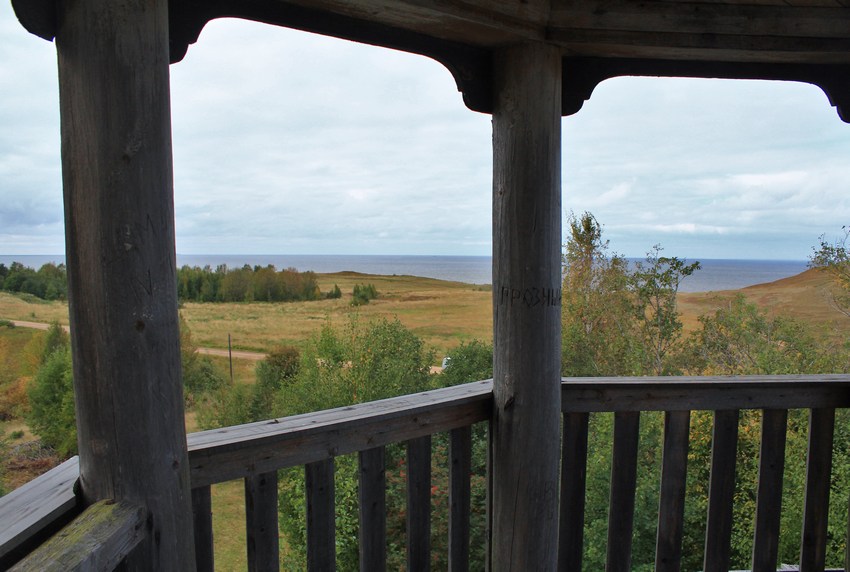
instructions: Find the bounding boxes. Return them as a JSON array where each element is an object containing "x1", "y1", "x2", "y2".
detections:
[{"x1": 2, "y1": 6, "x2": 849, "y2": 260}]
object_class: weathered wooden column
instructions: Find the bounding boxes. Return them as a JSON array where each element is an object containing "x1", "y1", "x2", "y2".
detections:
[
  {"x1": 491, "y1": 43, "x2": 563, "y2": 570},
  {"x1": 56, "y1": 0, "x2": 196, "y2": 568}
]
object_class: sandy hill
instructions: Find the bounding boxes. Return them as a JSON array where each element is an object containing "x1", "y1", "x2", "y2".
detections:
[{"x1": 678, "y1": 268, "x2": 850, "y2": 338}]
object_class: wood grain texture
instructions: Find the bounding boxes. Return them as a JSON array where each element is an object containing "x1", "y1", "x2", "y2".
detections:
[
  {"x1": 491, "y1": 41, "x2": 562, "y2": 572},
  {"x1": 55, "y1": 0, "x2": 195, "y2": 569},
  {"x1": 561, "y1": 375, "x2": 850, "y2": 412},
  {"x1": 655, "y1": 410, "x2": 691, "y2": 572},
  {"x1": 245, "y1": 472, "x2": 279, "y2": 572},
  {"x1": 359, "y1": 447, "x2": 387, "y2": 572},
  {"x1": 703, "y1": 410, "x2": 739, "y2": 572},
  {"x1": 407, "y1": 436, "x2": 431, "y2": 572},
  {"x1": 0, "y1": 456, "x2": 79, "y2": 568},
  {"x1": 799, "y1": 407, "x2": 835, "y2": 571},
  {"x1": 188, "y1": 380, "x2": 492, "y2": 487},
  {"x1": 559, "y1": 412, "x2": 589, "y2": 571},
  {"x1": 306, "y1": 460, "x2": 335, "y2": 572},
  {"x1": 191, "y1": 486, "x2": 214, "y2": 572},
  {"x1": 9, "y1": 500, "x2": 145, "y2": 572},
  {"x1": 449, "y1": 426, "x2": 472, "y2": 572},
  {"x1": 606, "y1": 411, "x2": 640, "y2": 572},
  {"x1": 751, "y1": 409, "x2": 788, "y2": 571}
]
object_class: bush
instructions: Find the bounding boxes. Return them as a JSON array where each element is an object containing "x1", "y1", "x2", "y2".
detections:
[
  {"x1": 351, "y1": 283, "x2": 378, "y2": 306},
  {"x1": 26, "y1": 346, "x2": 76, "y2": 457}
]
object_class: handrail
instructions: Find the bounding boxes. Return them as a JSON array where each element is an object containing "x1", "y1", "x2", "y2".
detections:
[
  {"x1": 0, "y1": 456, "x2": 80, "y2": 569},
  {"x1": 186, "y1": 379, "x2": 493, "y2": 487},
  {"x1": 560, "y1": 374, "x2": 850, "y2": 412}
]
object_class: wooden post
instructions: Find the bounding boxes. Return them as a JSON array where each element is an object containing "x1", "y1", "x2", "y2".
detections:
[
  {"x1": 55, "y1": 0, "x2": 196, "y2": 569},
  {"x1": 491, "y1": 42, "x2": 562, "y2": 571}
]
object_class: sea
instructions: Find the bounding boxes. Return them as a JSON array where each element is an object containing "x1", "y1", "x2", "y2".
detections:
[{"x1": 0, "y1": 254, "x2": 810, "y2": 294}]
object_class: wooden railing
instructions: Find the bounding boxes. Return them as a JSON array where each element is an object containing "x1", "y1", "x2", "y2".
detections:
[
  {"x1": 4, "y1": 375, "x2": 850, "y2": 570},
  {"x1": 559, "y1": 375, "x2": 850, "y2": 572}
]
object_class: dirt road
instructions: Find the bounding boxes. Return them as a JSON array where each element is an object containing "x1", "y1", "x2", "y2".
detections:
[{"x1": 6, "y1": 320, "x2": 267, "y2": 361}]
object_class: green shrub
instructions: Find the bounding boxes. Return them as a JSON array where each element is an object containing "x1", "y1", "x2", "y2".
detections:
[
  {"x1": 351, "y1": 283, "x2": 378, "y2": 306},
  {"x1": 26, "y1": 346, "x2": 76, "y2": 457}
]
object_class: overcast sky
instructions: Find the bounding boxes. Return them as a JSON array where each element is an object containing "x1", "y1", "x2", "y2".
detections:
[{"x1": 2, "y1": 6, "x2": 849, "y2": 260}]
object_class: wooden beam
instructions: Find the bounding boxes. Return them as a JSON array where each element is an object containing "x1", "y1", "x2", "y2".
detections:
[
  {"x1": 491, "y1": 42, "x2": 562, "y2": 571},
  {"x1": 55, "y1": 0, "x2": 195, "y2": 568},
  {"x1": 9, "y1": 500, "x2": 146, "y2": 572}
]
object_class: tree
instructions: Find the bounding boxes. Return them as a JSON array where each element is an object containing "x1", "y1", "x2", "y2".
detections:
[
  {"x1": 810, "y1": 226, "x2": 850, "y2": 318},
  {"x1": 630, "y1": 245, "x2": 700, "y2": 375},
  {"x1": 27, "y1": 344, "x2": 76, "y2": 457},
  {"x1": 561, "y1": 212, "x2": 637, "y2": 376}
]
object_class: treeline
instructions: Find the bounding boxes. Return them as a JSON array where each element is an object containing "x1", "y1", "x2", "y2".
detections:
[
  {"x1": 0, "y1": 262, "x2": 67, "y2": 301},
  {"x1": 176, "y1": 264, "x2": 325, "y2": 303}
]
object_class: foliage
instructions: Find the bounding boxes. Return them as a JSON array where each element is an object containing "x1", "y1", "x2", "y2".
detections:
[
  {"x1": 179, "y1": 315, "x2": 228, "y2": 398},
  {"x1": 561, "y1": 212, "x2": 638, "y2": 376},
  {"x1": 630, "y1": 245, "x2": 700, "y2": 375},
  {"x1": 440, "y1": 339, "x2": 493, "y2": 386},
  {"x1": 326, "y1": 284, "x2": 342, "y2": 299},
  {"x1": 351, "y1": 283, "x2": 379, "y2": 306},
  {"x1": 0, "y1": 262, "x2": 67, "y2": 301},
  {"x1": 26, "y1": 345, "x2": 76, "y2": 457},
  {"x1": 810, "y1": 226, "x2": 850, "y2": 317},
  {"x1": 176, "y1": 264, "x2": 322, "y2": 303}
]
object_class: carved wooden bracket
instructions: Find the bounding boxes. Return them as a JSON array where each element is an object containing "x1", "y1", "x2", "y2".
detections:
[{"x1": 11, "y1": 0, "x2": 850, "y2": 123}]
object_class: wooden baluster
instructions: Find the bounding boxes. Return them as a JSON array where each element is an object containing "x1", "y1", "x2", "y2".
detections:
[
  {"x1": 449, "y1": 427, "x2": 472, "y2": 572},
  {"x1": 192, "y1": 486, "x2": 214, "y2": 572},
  {"x1": 606, "y1": 411, "x2": 640, "y2": 572},
  {"x1": 245, "y1": 471, "x2": 279, "y2": 572},
  {"x1": 307, "y1": 459, "x2": 335, "y2": 572},
  {"x1": 359, "y1": 447, "x2": 387, "y2": 572},
  {"x1": 559, "y1": 411, "x2": 589, "y2": 571},
  {"x1": 752, "y1": 409, "x2": 788, "y2": 571},
  {"x1": 407, "y1": 436, "x2": 432, "y2": 572},
  {"x1": 655, "y1": 410, "x2": 691, "y2": 572},
  {"x1": 800, "y1": 407, "x2": 835, "y2": 571},
  {"x1": 703, "y1": 409, "x2": 739, "y2": 572}
]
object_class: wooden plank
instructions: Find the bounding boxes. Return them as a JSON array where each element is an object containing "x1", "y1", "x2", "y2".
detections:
[
  {"x1": 800, "y1": 407, "x2": 836, "y2": 571},
  {"x1": 188, "y1": 380, "x2": 492, "y2": 486},
  {"x1": 9, "y1": 500, "x2": 145, "y2": 572},
  {"x1": 192, "y1": 486, "x2": 214, "y2": 572},
  {"x1": 245, "y1": 472, "x2": 279, "y2": 572},
  {"x1": 55, "y1": 0, "x2": 195, "y2": 568},
  {"x1": 491, "y1": 41, "x2": 562, "y2": 572},
  {"x1": 407, "y1": 436, "x2": 432, "y2": 572},
  {"x1": 703, "y1": 410, "x2": 739, "y2": 572},
  {"x1": 558, "y1": 412, "x2": 589, "y2": 571},
  {"x1": 306, "y1": 459, "x2": 335, "y2": 572},
  {"x1": 449, "y1": 426, "x2": 472, "y2": 572},
  {"x1": 751, "y1": 409, "x2": 788, "y2": 571},
  {"x1": 0, "y1": 456, "x2": 79, "y2": 568},
  {"x1": 560, "y1": 375, "x2": 850, "y2": 413},
  {"x1": 359, "y1": 447, "x2": 387, "y2": 572},
  {"x1": 655, "y1": 410, "x2": 691, "y2": 572},
  {"x1": 606, "y1": 411, "x2": 640, "y2": 571}
]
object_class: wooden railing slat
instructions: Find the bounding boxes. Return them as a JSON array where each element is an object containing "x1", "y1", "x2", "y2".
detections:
[
  {"x1": 407, "y1": 436, "x2": 432, "y2": 572},
  {"x1": 655, "y1": 410, "x2": 690, "y2": 572},
  {"x1": 800, "y1": 407, "x2": 836, "y2": 571},
  {"x1": 703, "y1": 409, "x2": 739, "y2": 572},
  {"x1": 191, "y1": 486, "x2": 214, "y2": 572},
  {"x1": 9, "y1": 499, "x2": 145, "y2": 572},
  {"x1": 751, "y1": 408, "x2": 788, "y2": 571},
  {"x1": 245, "y1": 472, "x2": 279, "y2": 572},
  {"x1": 359, "y1": 447, "x2": 387, "y2": 572},
  {"x1": 307, "y1": 459, "x2": 336, "y2": 572},
  {"x1": 606, "y1": 411, "x2": 640, "y2": 572},
  {"x1": 558, "y1": 411, "x2": 589, "y2": 571},
  {"x1": 449, "y1": 426, "x2": 472, "y2": 572}
]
